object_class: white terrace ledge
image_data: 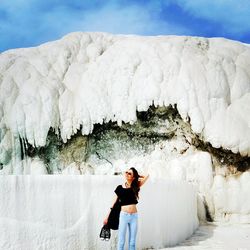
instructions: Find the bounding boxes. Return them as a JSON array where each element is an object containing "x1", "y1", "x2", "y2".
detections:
[{"x1": 0, "y1": 176, "x2": 198, "y2": 249}]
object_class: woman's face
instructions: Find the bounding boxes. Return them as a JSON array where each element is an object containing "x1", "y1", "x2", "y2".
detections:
[{"x1": 124, "y1": 169, "x2": 134, "y2": 181}]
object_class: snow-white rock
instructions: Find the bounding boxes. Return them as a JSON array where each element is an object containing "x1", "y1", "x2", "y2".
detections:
[
  {"x1": 0, "y1": 176, "x2": 198, "y2": 249},
  {"x1": 0, "y1": 32, "x2": 250, "y2": 156},
  {"x1": 212, "y1": 172, "x2": 250, "y2": 223}
]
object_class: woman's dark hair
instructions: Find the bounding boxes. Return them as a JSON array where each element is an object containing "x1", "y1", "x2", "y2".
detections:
[{"x1": 130, "y1": 167, "x2": 140, "y2": 199}]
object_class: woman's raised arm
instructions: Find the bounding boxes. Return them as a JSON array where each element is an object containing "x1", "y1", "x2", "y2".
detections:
[{"x1": 139, "y1": 174, "x2": 149, "y2": 187}]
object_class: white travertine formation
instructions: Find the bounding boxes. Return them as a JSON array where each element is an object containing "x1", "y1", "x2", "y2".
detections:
[
  {"x1": 212, "y1": 172, "x2": 250, "y2": 223},
  {"x1": 0, "y1": 32, "x2": 250, "y2": 155},
  {"x1": 0, "y1": 176, "x2": 198, "y2": 249}
]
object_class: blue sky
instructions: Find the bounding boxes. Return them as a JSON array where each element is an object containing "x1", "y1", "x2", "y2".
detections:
[{"x1": 0, "y1": 0, "x2": 250, "y2": 52}]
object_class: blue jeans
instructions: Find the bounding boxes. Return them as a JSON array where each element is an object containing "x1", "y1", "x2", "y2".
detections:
[{"x1": 117, "y1": 211, "x2": 138, "y2": 250}]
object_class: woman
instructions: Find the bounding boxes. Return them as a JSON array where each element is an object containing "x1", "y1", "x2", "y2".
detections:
[{"x1": 104, "y1": 167, "x2": 149, "y2": 250}]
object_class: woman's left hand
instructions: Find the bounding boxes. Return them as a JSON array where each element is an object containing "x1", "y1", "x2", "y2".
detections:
[{"x1": 139, "y1": 174, "x2": 149, "y2": 186}]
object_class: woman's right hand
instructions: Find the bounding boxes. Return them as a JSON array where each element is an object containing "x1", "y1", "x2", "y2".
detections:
[{"x1": 103, "y1": 217, "x2": 108, "y2": 225}]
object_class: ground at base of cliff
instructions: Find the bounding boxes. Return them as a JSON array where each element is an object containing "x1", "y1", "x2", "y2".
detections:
[{"x1": 165, "y1": 223, "x2": 250, "y2": 250}]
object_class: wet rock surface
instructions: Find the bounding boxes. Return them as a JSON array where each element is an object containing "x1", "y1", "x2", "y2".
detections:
[{"x1": 20, "y1": 105, "x2": 250, "y2": 175}]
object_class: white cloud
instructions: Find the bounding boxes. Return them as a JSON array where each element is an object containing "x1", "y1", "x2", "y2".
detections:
[
  {"x1": 0, "y1": 1, "x2": 191, "y2": 51},
  {"x1": 1, "y1": 0, "x2": 249, "y2": 51},
  {"x1": 176, "y1": 0, "x2": 250, "y2": 34},
  {"x1": 69, "y1": 3, "x2": 190, "y2": 36}
]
